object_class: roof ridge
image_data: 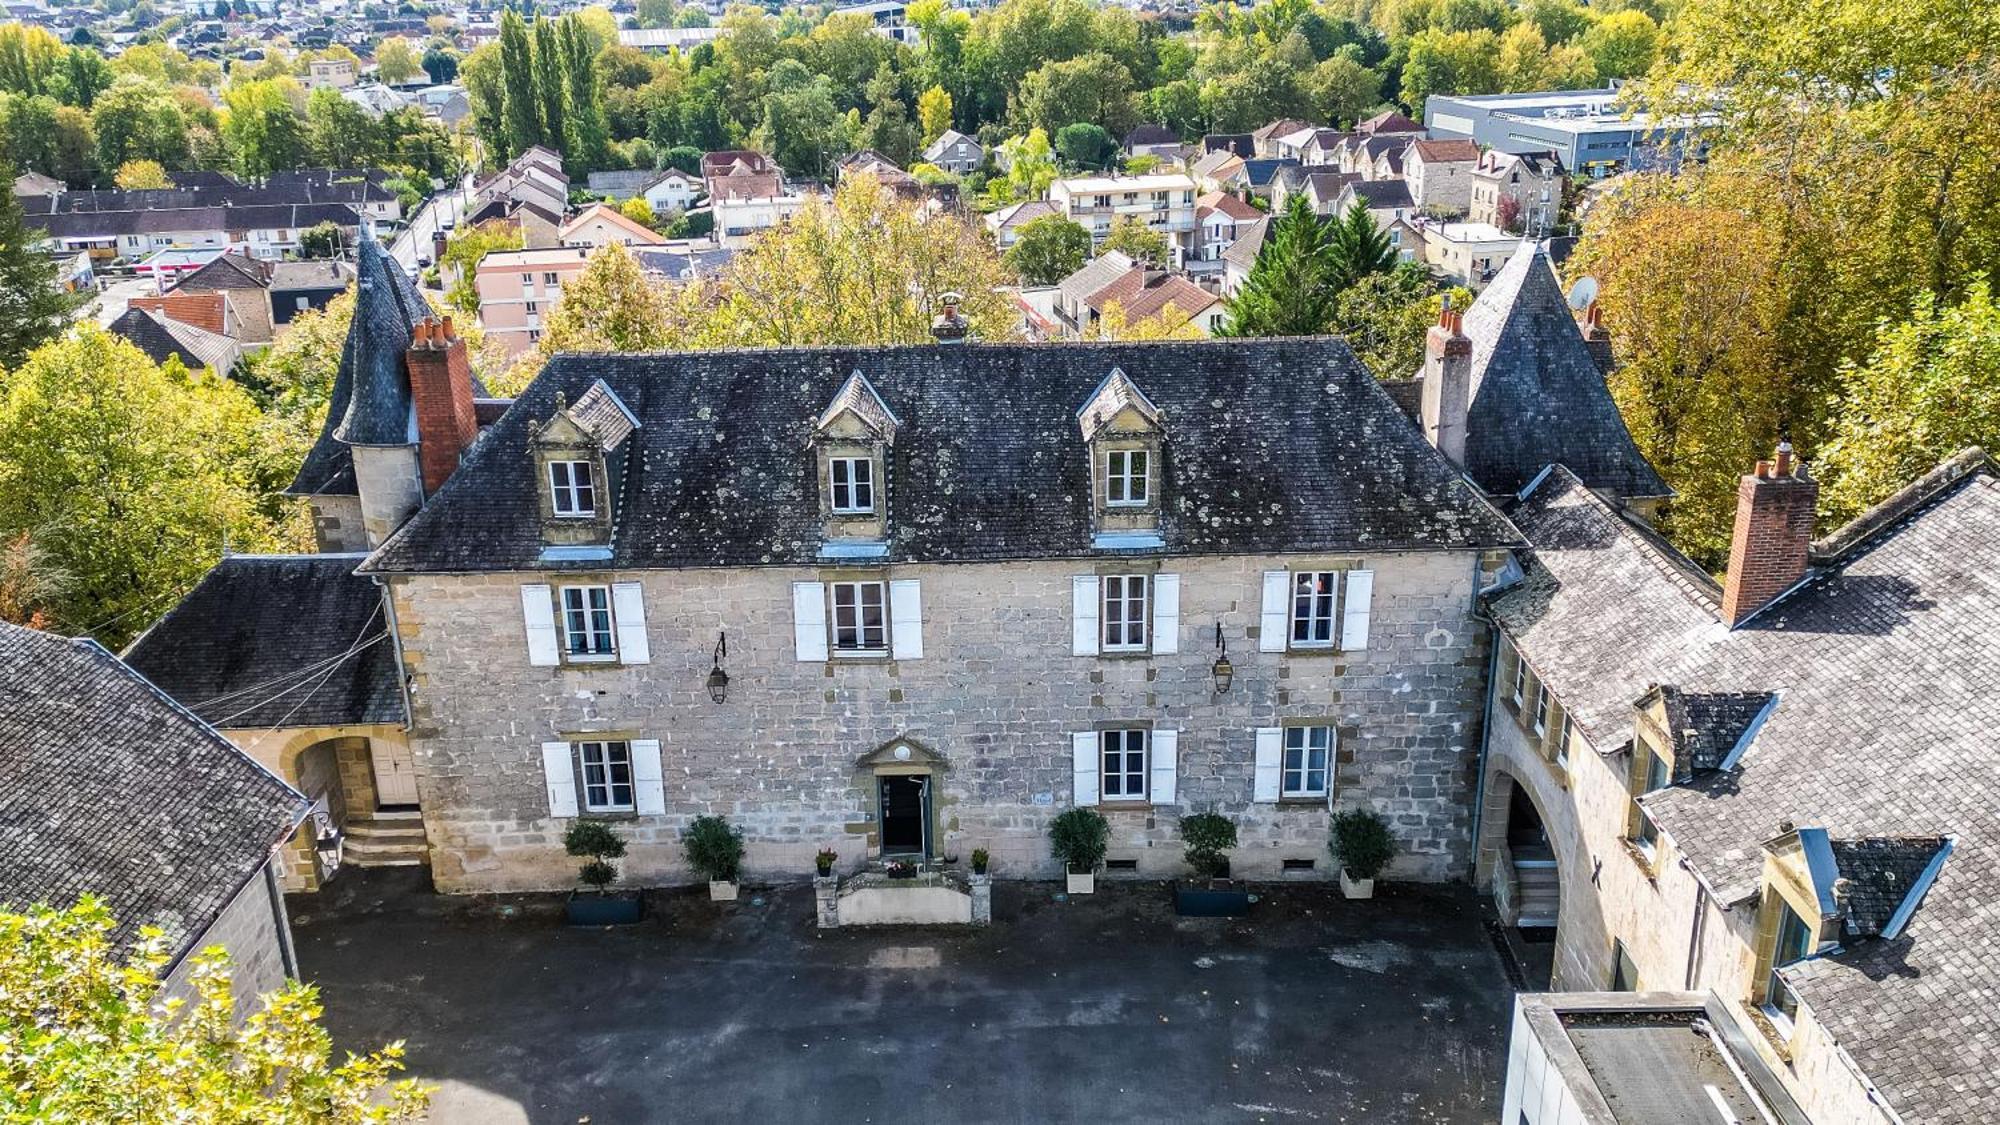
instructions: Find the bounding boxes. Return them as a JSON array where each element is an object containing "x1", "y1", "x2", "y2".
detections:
[
  {"x1": 1526, "y1": 463, "x2": 1721, "y2": 613},
  {"x1": 1810, "y1": 446, "x2": 1995, "y2": 564}
]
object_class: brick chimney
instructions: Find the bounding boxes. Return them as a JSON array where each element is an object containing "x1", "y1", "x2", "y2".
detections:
[
  {"x1": 1420, "y1": 298, "x2": 1472, "y2": 467},
  {"x1": 404, "y1": 315, "x2": 479, "y2": 496},
  {"x1": 1581, "y1": 302, "x2": 1614, "y2": 377},
  {"x1": 930, "y1": 291, "x2": 970, "y2": 345},
  {"x1": 1721, "y1": 442, "x2": 1819, "y2": 627}
]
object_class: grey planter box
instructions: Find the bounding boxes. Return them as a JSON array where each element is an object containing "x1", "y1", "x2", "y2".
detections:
[{"x1": 565, "y1": 891, "x2": 643, "y2": 926}]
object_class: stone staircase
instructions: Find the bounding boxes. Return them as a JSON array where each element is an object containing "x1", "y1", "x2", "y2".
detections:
[
  {"x1": 1513, "y1": 846, "x2": 1559, "y2": 928},
  {"x1": 342, "y1": 809, "x2": 429, "y2": 868}
]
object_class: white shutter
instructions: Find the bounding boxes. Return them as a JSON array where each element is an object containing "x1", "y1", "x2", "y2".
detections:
[
  {"x1": 541, "y1": 741, "x2": 578, "y2": 817},
  {"x1": 1151, "y1": 573, "x2": 1180, "y2": 654},
  {"x1": 611, "y1": 582, "x2": 650, "y2": 664},
  {"x1": 889, "y1": 579, "x2": 923, "y2": 660},
  {"x1": 1071, "y1": 575, "x2": 1100, "y2": 656},
  {"x1": 631, "y1": 738, "x2": 665, "y2": 815},
  {"x1": 1150, "y1": 729, "x2": 1179, "y2": 805},
  {"x1": 1253, "y1": 727, "x2": 1282, "y2": 803},
  {"x1": 1341, "y1": 569, "x2": 1375, "y2": 651},
  {"x1": 521, "y1": 584, "x2": 559, "y2": 666},
  {"x1": 1259, "y1": 571, "x2": 1289, "y2": 652},
  {"x1": 1071, "y1": 731, "x2": 1100, "y2": 806},
  {"x1": 791, "y1": 581, "x2": 828, "y2": 662},
  {"x1": 1327, "y1": 728, "x2": 1339, "y2": 811}
]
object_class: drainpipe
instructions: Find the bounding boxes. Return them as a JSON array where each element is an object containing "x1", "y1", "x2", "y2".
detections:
[
  {"x1": 1683, "y1": 876, "x2": 1708, "y2": 990},
  {"x1": 1467, "y1": 552, "x2": 1503, "y2": 888},
  {"x1": 372, "y1": 575, "x2": 416, "y2": 733}
]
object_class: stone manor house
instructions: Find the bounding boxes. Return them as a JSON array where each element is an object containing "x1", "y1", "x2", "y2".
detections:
[{"x1": 124, "y1": 238, "x2": 1997, "y2": 1123}]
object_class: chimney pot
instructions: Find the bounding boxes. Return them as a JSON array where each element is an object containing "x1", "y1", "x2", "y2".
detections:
[
  {"x1": 441, "y1": 315, "x2": 455, "y2": 340},
  {"x1": 1721, "y1": 443, "x2": 1820, "y2": 627}
]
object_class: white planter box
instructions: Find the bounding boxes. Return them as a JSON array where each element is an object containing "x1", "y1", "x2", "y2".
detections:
[
  {"x1": 1066, "y1": 870, "x2": 1095, "y2": 895},
  {"x1": 1339, "y1": 869, "x2": 1375, "y2": 899},
  {"x1": 709, "y1": 880, "x2": 739, "y2": 901}
]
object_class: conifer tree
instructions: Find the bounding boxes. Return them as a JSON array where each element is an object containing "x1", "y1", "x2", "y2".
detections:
[
  {"x1": 1221, "y1": 195, "x2": 1339, "y2": 337},
  {"x1": 560, "y1": 16, "x2": 609, "y2": 172},
  {"x1": 1327, "y1": 199, "x2": 1397, "y2": 291},
  {"x1": 497, "y1": 10, "x2": 540, "y2": 157},
  {"x1": 0, "y1": 170, "x2": 75, "y2": 370}
]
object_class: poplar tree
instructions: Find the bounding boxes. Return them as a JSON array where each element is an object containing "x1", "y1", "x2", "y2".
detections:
[
  {"x1": 497, "y1": 9, "x2": 540, "y2": 157},
  {"x1": 532, "y1": 17, "x2": 566, "y2": 157},
  {"x1": 560, "y1": 15, "x2": 608, "y2": 172}
]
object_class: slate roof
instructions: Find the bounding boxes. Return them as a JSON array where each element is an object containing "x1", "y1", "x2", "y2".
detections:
[
  {"x1": 288, "y1": 237, "x2": 423, "y2": 495},
  {"x1": 1125, "y1": 123, "x2": 1179, "y2": 149},
  {"x1": 1826, "y1": 837, "x2": 1949, "y2": 940},
  {"x1": 362, "y1": 338, "x2": 1520, "y2": 574},
  {"x1": 1202, "y1": 133, "x2": 1254, "y2": 157},
  {"x1": 123, "y1": 554, "x2": 403, "y2": 730},
  {"x1": 0, "y1": 623, "x2": 307, "y2": 957},
  {"x1": 1343, "y1": 178, "x2": 1413, "y2": 210},
  {"x1": 1449, "y1": 242, "x2": 1669, "y2": 499},
  {"x1": 1222, "y1": 216, "x2": 1269, "y2": 269},
  {"x1": 269, "y1": 259, "x2": 352, "y2": 291},
  {"x1": 1409, "y1": 138, "x2": 1480, "y2": 164},
  {"x1": 1651, "y1": 685, "x2": 1772, "y2": 781},
  {"x1": 1491, "y1": 451, "x2": 2000, "y2": 1123},
  {"x1": 30, "y1": 203, "x2": 362, "y2": 240},
  {"x1": 173, "y1": 250, "x2": 272, "y2": 291},
  {"x1": 107, "y1": 307, "x2": 237, "y2": 374},
  {"x1": 1057, "y1": 250, "x2": 1136, "y2": 310}
]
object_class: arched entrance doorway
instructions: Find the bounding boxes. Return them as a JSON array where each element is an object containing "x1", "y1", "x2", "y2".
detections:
[{"x1": 1479, "y1": 768, "x2": 1562, "y2": 988}]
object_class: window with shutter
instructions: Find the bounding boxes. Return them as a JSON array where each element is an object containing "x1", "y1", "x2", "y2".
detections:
[
  {"x1": 830, "y1": 581, "x2": 888, "y2": 655},
  {"x1": 1252, "y1": 727, "x2": 1282, "y2": 802},
  {"x1": 1281, "y1": 726, "x2": 1331, "y2": 798},
  {"x1": 792, "y1": 581, "x2": 829, "y2": 662},
  {"x1": 1101, "y1": 729, "x2": 1149, "y2": 801},
  {"x1": 577, "y1": 740, "x2": 634, "y2": 812},
  {"x1": 1101, "y1": 575, "x2": 1149, "y2": 652},
  {"x1": 558, "y1": 585, "x2": 616, "y2": 661}
]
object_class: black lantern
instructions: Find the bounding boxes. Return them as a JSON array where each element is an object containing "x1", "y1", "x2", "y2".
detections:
[
  {"x1": 705, "y1": 632, "x2": 729, "y2": 703},
  {"x1": 1211, "y1": 622, "x2": 1234, "y2": 694}
]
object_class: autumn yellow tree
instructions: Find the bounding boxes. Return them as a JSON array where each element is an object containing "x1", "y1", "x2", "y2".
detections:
[
  {"x1": 113, "y1": 159, "x2": 173, "y2": 189},
  {"x1": 917, "y1": 84, "x2": 953, "y2": 144}
]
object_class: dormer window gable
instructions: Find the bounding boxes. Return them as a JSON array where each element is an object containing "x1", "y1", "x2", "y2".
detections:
[
  {"x1": 1077, "y1": 367, "x2": 1164, "y2": 544},
  {"x1": 812, "y1": 372, "x2": 899, "y2": 547},
  {"x1": 531, "y1": 379, "x2": 639, "y2": 550}
]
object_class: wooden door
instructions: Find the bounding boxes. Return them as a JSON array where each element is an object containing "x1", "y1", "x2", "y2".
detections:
[{"x1": 371, "y1": 741, "x2": 420, "y2": 807}]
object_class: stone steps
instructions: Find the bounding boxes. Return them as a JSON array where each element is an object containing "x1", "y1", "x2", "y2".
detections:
[{"x1": 343, "y1": 815, "x2": 429, "y2": 868}]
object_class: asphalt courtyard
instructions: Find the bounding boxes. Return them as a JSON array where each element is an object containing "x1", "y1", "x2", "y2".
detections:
[{"x1": 290, "y1": 870, "x2": 1513, "y2": 1124}]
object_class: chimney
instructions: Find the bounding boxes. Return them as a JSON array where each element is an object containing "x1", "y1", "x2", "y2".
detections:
[
  {"x1": 930, "y1": 291, "x2": 970, "y2": 345},
  {"x1": 1581, "y1": 302, "x2": 1614, "y2": 377},
  {"x1": 404, "y1": 316, "x2": 479, "y2": 497},
  {"x1": 1419, "y1": 298, "x2": 1472, "y2": 466},
  {"x1": 1720, "y1": 442, "x2": 1819, "y2": 627}
]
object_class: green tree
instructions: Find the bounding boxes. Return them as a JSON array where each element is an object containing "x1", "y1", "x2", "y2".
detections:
[
  {"x1": 498, "y1": 10, "x2": 541, "y2": 157},
  {"x1": 984, "y1": 126, "x2": 1056, "y2": 205},
  {"x1": 859, "y1": 64, "x2": 919, "y2": 166},
  {"x1": 1398, "y1": 27, "x2": 1500, "y2": 111},
  {"x1": 532, "y1": 17, "x2": 567, "y2": 159},
  {"x1": 373, "y1": 35, "x2": 423, "y2": 85},
  {"x1": 1327, "y1": 199, "x2": 1397, "y2": 290},
  {"x1": 0, "y1": 897, "x2": 427, "y2": 1122},
  {"x1": 89, "y1": 76, "x2": 188, "y2": 176},
  {"x1": 561, "y1": 14, "x2": 610, "y2": 172},
  {"x1": 1053, "y1": 121, "x2": 1114, "y2": 169},
  {"x1": 1004, "y1": 213, "x2": 1091, "y2": 283},
  {"x1": 1101, "y1": 214, "x2": 1169, "y2": 264},
  {"x1": 1222, "y1": 195, "x2": 1338, "y2": 337},
  {"x1": 0, "y1": 172, "x2": 74, "y2": 369},
  {"x1": 1014, "y1": 52, "x2": 1135, "y2": 136},
  {"x1": 304, "y1": 85, "x2": 373, "y2": 167},
  {"x1": 1579, "y1": 10, "x2": 1659, "y2": 80},
  {"x1": 917, "y1": 83, "x2": 953, "y2": 144},
  {"x1": 298, "y1": 220, "x2": 345, "y2": 259},
  {"x1": 1308, "y1": 55, "x2": 1381, "y2": 127},
  {"x1": 755, "y1": 59, "x2": 844, "y2": 177},
  {"x1": 442, "y1": 222, "x2": 525, "y2": 317},
  {"x1": 1820, "y1": 281, "x2": 2000, "y2": 522},
  {"x1": 1333, "y1": 262, "x2": 1466, "y2": 378},
  {"x1": 0, "y1": 328, "x2": 300, "y2": 645},
  {"x1": 538, "y1": 242, "x2": 680, "y2": 352},
  {"x1": 220, "y1": 77, "x2": 305, "y2": 179}
]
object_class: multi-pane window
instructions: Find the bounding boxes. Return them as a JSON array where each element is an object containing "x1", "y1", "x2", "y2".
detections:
[
  {"x1": 560, "y1": 586, "x2": 615, "y2": 658},
  {"x1": 1765, "y1": 904, "x2": 1814, "y2": 1025},
  {"x1": 543, "y1": 271, "x2": 560, "y2": 285},
  {"x1": 831, "y1": 581, "x2": 888, "y2": 653},
  {"x1": 1282, "y1": 726, "x2": 1331, "y2": 797},
  {"x1": 549, "y1": 460, "x2": 596, "y2": 517},
  {"x1": 1291, "y1": 571, "x2": 1337, "y2": 646},
  {"x1": 1105, "y1": 449, "x2": 1149, "y2": 506},
  {"x1": 829, "y1": 457, "x2": 875, "y2": 514},
  {"x1": 1509, "y1": 649, "x2": 1528, "y2": 710},
  {"x1": 1556, "y1": 713, "x2": 1575, "y2": 769},
  {"x1": 578, "y1": 740, "x2": 633, "y2": 812},
  {"x1": 1533, "y1": 684, "x2": 1551, "y2": 736},
  {"x1": 1101, "y1": 729, "x2": 1148, "y2": 800},
  {"x1": 1632, "y1": 747, "x2": 1670, "y2": 855},
  {"x1": 1101, "y1": 575, "x2": 1150, "y2": 651}
]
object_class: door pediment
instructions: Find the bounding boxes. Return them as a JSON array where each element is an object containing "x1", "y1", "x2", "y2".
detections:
[{"x1": 856, "y1": 735, "x2": 945, "y2": 770}]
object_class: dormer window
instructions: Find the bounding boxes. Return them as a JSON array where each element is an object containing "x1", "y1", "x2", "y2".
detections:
[
  {"x1": 549, "y1": 460, "x2": 596, "y2": 517},
  {"x1": 829, "y1": 456, "x2": 875, "y2": 514},
  {"x1": 1105, "y1": 449, "x2": 1149, "y2": 506}
]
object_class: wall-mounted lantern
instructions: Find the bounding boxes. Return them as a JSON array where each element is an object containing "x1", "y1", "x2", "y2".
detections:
[
  {"x1": 705, "y1": 632, "x2": 729, "y2": 703},
  {"x1": 1211, "y1": 622, "x2": 1234, "y2": 694}
]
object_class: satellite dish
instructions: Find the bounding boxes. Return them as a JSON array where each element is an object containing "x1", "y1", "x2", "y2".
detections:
[{"x1": 1567, "y1": 275, "x2": 1599, "y2": 311}]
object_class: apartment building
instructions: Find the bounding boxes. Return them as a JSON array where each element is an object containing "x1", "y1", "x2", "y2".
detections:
[{"x1": 1048, "y1": 173, "x2": 1199, "y2": 264}]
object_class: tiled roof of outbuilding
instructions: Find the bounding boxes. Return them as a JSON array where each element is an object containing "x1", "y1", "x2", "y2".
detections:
[
  {"x1": 0, "y1": 623, "x2": 306, "y2": 957},
  {"x1": 363, "y1": 338, "x2": 1520, "y2": 574},
  {"x1": 1492, "y1": 451, "x2": 2000, "y2": 1124},
  {"x1": 123, "y1": 554, "x2": 402, "y2": 731}
]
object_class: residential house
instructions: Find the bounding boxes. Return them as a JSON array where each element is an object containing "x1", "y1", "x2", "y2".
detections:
[
  {"x1": 470, "y1": 146, "x2": 569, "y2": 242},
  {"x1": 1356, "y1": 109, "x2": 1424, "y2": 137},
  {"x1": 340, "y1": 82, "x2": 409, "y2": 118},
  {"x1": 306, "y1": 56, "x2": 356, "y2": 89},
  {"x1": 107, "y1": 306, "x2": 243, "y2": 376},
  {"x1": 269, "y1": 259, "x2": 353, "y2": 325},
  {"x1": 1239, "y1": 158, "x2": 1301, "y2": 200},
  {"x1": 476, "y1": 245, "x2": 593, "y2": 356},
  {"x1": 1050, "y1": 173, "x2": 1198, "y2": 262},
  {"x1": 0, "y1": 621, "x2": 310, "y2": 1016},
  {"x1": 1272, "y1": 170, "x2": 1358, "y2": 216},
  {"x1": 1469, "y1": 150, "x2": 1563, "y2": 233},
  {"x1": 1123, "y1": 124, "x2": 1182, "y2": 161},
  {"x1": 1403, "y1": 138, "x2": 1481, "y2": 216},
  {"x1": 587, "y1": 168, "x2": 702, "y2": 215},
  {"x1": 11, "y1": 170, "x2": 63, "y2": 202},
  {"x1": 1083, "y1": 265, "x2": 1226, "y2": 335},
  {"x1": 28, "y1": 202, "x2": 363, "y2": 263},
  {"x1": 837, "y1": 149, "x2": 921, "y2": 196},
  {"x1": 410, "y1": 83, "x2": 470, "y2": 127},
  {"x1": 701, "y1": 149, "x2": 775, "y2": 186},
  {"x1": 1251, "y1": 118, "x2": 1312, "y2": 157},
  {"x1": 1200, "y1": 133, "x2": 1254, "y2": 158},
  {"x1": 710, "y1": 170, "x2": 807, "y2": 249},
  {"x1": 985, "y1": 199, "x2": 1060, "y2": 250},
  {"x1": 1297, "y1": 129, "x2": 1351, "y2": 168},
  {"x1": 128, "y1": 290, "x2": 240, "y2": 340},
  {"x1": 1219, "y1": 214, "x2": 1267, "y2": 297},
  {"x1": 1407, "y1": 218, "x2": 1518, "y2": 287},
  {"x1": 1189, "y1": 149, "x2": 1247, "y2": 196},
  {"x1": 559, "y1": 202, "x2": 669, "y2": 250},
  {"x1": 1335, "y1": 179, "x2": 1415, "y2": 233},
  {"x1": 169, "y1": 250, "x2": 279, "y2": 343},
  {"x1": 1189, "y1": 190, "x2": 1261, "y2": 282},
  {"x1": 921, "y1": 129, "x2": 984, "y2": 175},
  {"x1": 1053, "y1": 250, "x2": 1136, "y2": 332}
]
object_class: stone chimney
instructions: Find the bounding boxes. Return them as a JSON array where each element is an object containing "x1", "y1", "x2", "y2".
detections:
[
  {"x1": 1420, "y1": 298, "x2": 1472, "y2": 467},
  {"x1": 930, "y1": 291, "x2": 970, "y2": 345},
  {"x1": 1721, "y1": 442, "x2": 1819, "y2": 627},
  {"x1": 1581, "y1": 302, "x2": 1614, "y2": 377},
  {"x1": 405, "y1": 315, "x2": 479, "y2": 497}
]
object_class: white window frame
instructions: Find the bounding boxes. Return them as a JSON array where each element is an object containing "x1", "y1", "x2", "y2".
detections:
[
  {"x1": 1556, "y1": 713, "x2": 1574, "y2": 770},
  {"x1": 543, "y1": 271, "x2": 560, "y2": 285},
  {"x1": 1101, "y1": 728, "x2": 1149, "y2": 802},
  {"x1": 577, "y1": 739, "x2": 634, "y2": 812},
  {"x1": 1509, "y1": 647, "x2": 1528, "y2": 710},
  {"x1": 1763, "y1": 902, "x2": 1814, "y2": 1033},
  {"x1": 1105, "y1": 449, "x2": 1149, "y2": 507},
  {"x1": 1290, "y1": 570, "x2": 1338, "y2": 648},
  {"x1": 548, "y1": 459, "x2": 596, "y2": 518},
  {"x1": 559, "y1": 585, "x2": 617, "y2": 661},
  {"x1": 1101, "y1": 574, "x2": 1150, "y2": 652},
  {"x1": 828, "y1": 456, "x2": 875, "y2": 514},
  {"x1": 1282, "y1": 725, "x2": 1331, "y2": 798},
  {"x1": 1632, "y1": 748, "x2": 1670, "y2": 857},
  {"x1": 830, "y1": 580, "x2": 888, "y2": 655},
  {"x1": 1533, "y1": 683, "x2": 1550, "y2": 736},
  {"x1": 525, "y1": 300, "x2": 539, "y2": 314}
]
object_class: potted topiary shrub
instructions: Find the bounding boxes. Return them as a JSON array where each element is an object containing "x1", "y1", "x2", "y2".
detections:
[
  {"x1": 1049, "y1": 808, "x2": 1108, "y2": 894},
  {"x1": 1174, "y1": 812, "x2": 1250, "y2": 916},
  {"x1": 815, "y1": 846, "x2": 839, "y2": 878},
  {"x1": 971, "y1": 848, "x2": 990, "y2": 876},
  {"x1": 683, "y1": 814, "x2": 745, "y2": 901},
  {"x1": 1331, "y1": 808, "x2": 1396, "y2": 899},
  {"x1": 563, "y1": 819, "x2": 643, "y2": 925}
]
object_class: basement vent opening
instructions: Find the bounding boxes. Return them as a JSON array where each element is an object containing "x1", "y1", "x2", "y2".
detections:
[
  {"x1": 1105, "y1": 859, "x2": 1139, "y2": 872},
  {"x1": 1282, "y1": 858, "x2": 1316, "y2": 872}
]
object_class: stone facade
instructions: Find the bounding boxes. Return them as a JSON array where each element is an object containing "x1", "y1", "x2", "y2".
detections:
[
  {"x1": 161, "y1": 857, "x2": 294, "y2": 1020},
  {"x1": 230, "y1": 725, "x2": 399, "y2": 891},
  {"x1": 391, "y1": 548, "x2": 1495, "y2": 893}
]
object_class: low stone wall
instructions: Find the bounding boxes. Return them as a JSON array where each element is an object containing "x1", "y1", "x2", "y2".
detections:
[{"x1": 818, "y1": 872, "x2": 991, "y2": 927}]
